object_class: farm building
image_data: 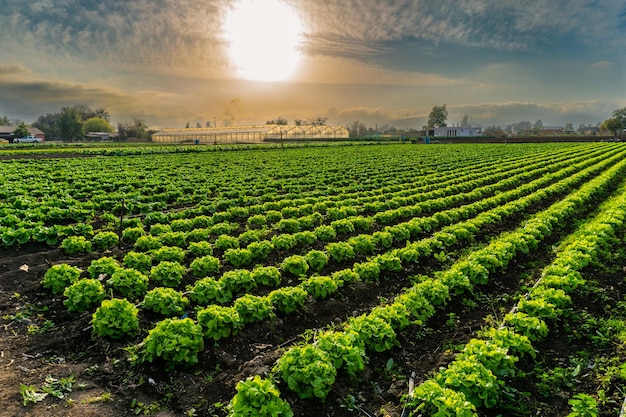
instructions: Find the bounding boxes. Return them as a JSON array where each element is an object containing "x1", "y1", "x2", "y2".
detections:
[
  {"x1": 152, "y1": 124, "x2": 350, "y2": 144},
  {"x1": 426, "y1": 126, "x2": 483, "y2": 137},
  {"x1": 0, "y1": 126, "x2": 46, "y2": 142}
]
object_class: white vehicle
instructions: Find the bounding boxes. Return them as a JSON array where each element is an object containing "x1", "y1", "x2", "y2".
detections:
[{"x1": 13, "y1": 135, "x2": 42, "y2": 143}]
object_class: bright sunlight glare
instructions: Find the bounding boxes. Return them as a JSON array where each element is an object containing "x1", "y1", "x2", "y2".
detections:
[{"x1": 224, "y1": 0, "x2": 303, "y2": 82}]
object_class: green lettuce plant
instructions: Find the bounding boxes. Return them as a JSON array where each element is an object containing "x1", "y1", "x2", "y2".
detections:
[
  {"x1": 228, "y1": 375, "x2": 293, "y2": 417},
  {"x1": 150, "y1": 261, "x2": 186, "y2": 287},
  {"x1": 63, "y1": 279, "x2": 106, "y2": 312},
  {"x1": 274, "y1": 344, "x2": 337, "y2": 400},
  {"x1": 61, "y1": 235, "x2": 92, "y2": 255},
  {"x1": 281, "y1": 255, "x2": 309, "y2": 277},
  {"x1": 91, "y1": 231, "x2": 119, "y2": 251},
  {"x1": 123, "y1": 251, "x2": 153, "y2": 273},
  {"x1": 87, "y1": 256, "x2": 123, "y2": 279},
  {"x1": 197, "y1": 305, "x2": 244, "y2": 341},
  {"x1": 42, "y1": 263, "x2": 82, "y2": 295},
  {"x1": 91, "y1": 298, "x2": 139, "y2": 339},
  {"x1": 189, "y1": 255, "x2": 221, "y2": 277},
  {"x1": 234, "y1": 294, "x2": 275, "y2": 324},
  {"x1": 142, "y1": 287, "x2": 189, "y2": 317},
  {"x1": 107, "y1": 269, "x2": 149, "y2": 300},
  {"x1": 269, "y1": 286, "x2": 308, "y2": 314},
  {"x1": 188, "y1": 277, "x2": 232, "y2": 304},
  {"x1": 139, "y1": 318, "x2": 204, "y2": 368}
]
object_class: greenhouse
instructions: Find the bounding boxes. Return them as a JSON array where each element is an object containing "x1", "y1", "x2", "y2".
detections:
[{"x1": 151, "y1": 124, "x2": 350, "y2": 144}]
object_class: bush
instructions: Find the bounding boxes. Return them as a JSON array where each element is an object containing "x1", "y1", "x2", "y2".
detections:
[
  {"x1": 42, "y1": 264, "x2": 82, "y2": 295},
  {"x1": 139, "y1": 318, "x2": 204, "y2": 368},
  {"x1": 92, "y1": 231, "x2": 119, "y2": 251},
  {"x1": 150, "y1": 261, "x2": 186, "y2": 287},
  {"x1": 142, "y1": 287, "x2": 189, "y2": 317},
  {"x1": 91, "y1": 298, "x2": 139, "y2": 339},
  {"x1": 61, "y1": 235, "x2": 92, "y2": 255},
  {"x1": 63, "y1": 279, "x2": 106, "y2": 312}
]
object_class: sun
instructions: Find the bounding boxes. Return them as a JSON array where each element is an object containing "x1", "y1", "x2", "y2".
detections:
[{"x1": 224, "y1": 0, "x2": 303, "y2": 82}]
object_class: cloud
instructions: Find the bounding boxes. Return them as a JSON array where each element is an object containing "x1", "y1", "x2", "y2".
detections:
[
  {"x1": 592, "y1": 60, "x2": 612, "y2": 69},
  {"x1": 0, "y1": 64, "x2": 31, "y2": 76}
]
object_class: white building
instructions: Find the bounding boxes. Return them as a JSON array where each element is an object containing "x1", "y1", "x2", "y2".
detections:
[{"x1": 426, "y1": 127, "x2": 483, "y2": 137}]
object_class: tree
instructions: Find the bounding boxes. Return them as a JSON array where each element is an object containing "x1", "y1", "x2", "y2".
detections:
[
  {"x1": 612, "y1": 107, "x2": 626, "y2": 126},
  {"x1": 118, "y1": 119, "x2": 148, "y2": 141},
  {"x1": 460, "y1": 114, "x2": 473, "y2": 127},
  {"x1": 564, "y1": 123, "x2": 574, "y2": 132},
  {"x1": 294, "y1": 119, "x2": 304, "y2": 126},
  {"x1": 347, "y1": 121, "x2": 367, "y2": 138},
  {"x1": 93, "y1": 108, "x2": 110, "y2": 122},
  {"x1": 266, "y1": 117, "x2": 288, "y2": 125},
  {"x1": 427, "y1": 105, "x2": 448, "y2": 128},
  {"x1": 483, "y1": 125, "x2": 505, "y2": 137},
  {"x1": 13, "y1": 122, "x2": 30, "y2": 139},
  {"x1": 0, "y1": 115, "x2": 10, "y2": 126},
  {"x1": 58, "y1": 107, "x2": 84, "y2": 141},
  {"x1": 33, "y1": 112, "x2": 62, "y2": 140},
  {"x1": 602, "y1": 118, "x2": 624, "y2": 136},
  {"x1": 83, "y1": 117, "x2": 115, "y2": 133},
  {"x1": 532, "y1": 119, "x2": 543, "y2": 134}
]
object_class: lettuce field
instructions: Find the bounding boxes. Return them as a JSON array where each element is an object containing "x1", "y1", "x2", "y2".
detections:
[{"x1": 2, "y1": 142, "x2": 626, "y2": 417}]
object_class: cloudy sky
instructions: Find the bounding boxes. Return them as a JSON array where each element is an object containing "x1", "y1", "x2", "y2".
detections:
[{"x1": 1, "y1": 0, "x2": 624, "y2": 130}]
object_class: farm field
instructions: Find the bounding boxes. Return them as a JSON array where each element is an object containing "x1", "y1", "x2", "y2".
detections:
[{"x1": 1, "y1": 142, "x2": 626, "y2": 417}]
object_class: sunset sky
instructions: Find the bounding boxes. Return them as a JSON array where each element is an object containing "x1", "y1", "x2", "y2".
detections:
[{"x1": 1, "y1": 0, "x2": 624, "y2": 130}]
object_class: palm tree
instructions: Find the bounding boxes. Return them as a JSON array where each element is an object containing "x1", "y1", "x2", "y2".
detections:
[{"x1": 94, "y1": 108, "x2": 110, "y2": 122}]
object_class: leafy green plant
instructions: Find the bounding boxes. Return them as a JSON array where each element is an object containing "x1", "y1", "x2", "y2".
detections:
[
  {"x1": 224, "y1": 248, "x2": 254, "y2": 267},
  {"x1": 107, "y1": 268, "x2": 149, "y2": 299},
  {"x1": 268, "y1": 287, "x2": 308, "y2": 314},
  {"x1": 221, "y1": 269, "x2": 257, "y2": 294},
  {"x1": 305, "y1": 250, "x2": 329, "y2": 272},
  {"x1": 87, "y1": 256, "x2": 123, "y2": 279},
  {"x1": 347, "y1": 235, "x2": 376, "y2": 255},
  {"x1": 142, "y1": 287, "x2": 189, "y2": 316},
  {"x1": 228, "y1": 375, "x2": 293, "y2": 417},
  {"x1": 405, "y1": 379, "x2": 477, "y2": 417},
  {"x1": 251, "y1": 266, "x2": 282, "y2": 287},
  {"x1": 188, "y1": 277, "x2": 232, "y2": 304},
  {"x1": 293, "y1": 231, "x2": 316, "y2": 246},
  {"x1": 121, "y1": 226, "x2": 145, "y2": 244},
  {"x1": 190, "y1": 255, "x2": 221, "y2": 277},
  {"x1": 247, "y1": 240, "x2": 274, "y2": 261},
  {"x1": 152, "y1": 245, "x2": 186, "y2": 263},
  {"x1": 434, "y1": 358, "x2": 500, "y2": 409},
  {"x1": 354, "y1": 260, "x2": 381, "y2": 283},
  {"x1": 187, "y1": 241, "x2": 214, "y2": 258},
  {"x1": 346, "y1": 314, "x2": 397, "y2": 352},
  {"x1": 314, "y1": 225, "x2": 337, "y2": 242},
  {"x1": 458, "y1": 339, "x2": 518, "y2": 379},
  {"x1": 197, "y1": 305, "x2": 244, "y2": 341},
  {"x1": 20, "y1": 375, "x2": 76, "y2": 406},
  {"x1": 61, "y1": 235, "x2": 92, "y2": 255},
  {"x1": 277, "y1": 218, "x2": 301, "y2": 233},
  {"x1": 159, "y1": 231, "x2": 187, "y2": 248},
  {"x1": 373, "y1": 253, "x2": 403, "y2": 272},
  {"x1": 123, "y1": 251, "x2": 153, "y2": 273},
  {"x1": 274, "y1": 344, "x2": 337, "y2": 400},
  {"x1": 42, "y1": 264, "x2": 82, "y2": 295},
  {"x1": 271, "y1": 234, "x2": 297, "y2": 251},
  {"x1": 134, "y1": 235, "x2": 162, "y2": 252},
  {"x1": 502, "y1": 312, "x2": 549, "y2": 342},
  {"x1": 138, "y1": 318, "x2": 204, "y2": 368},
  {"x1": 281, "y1": 255, "x2": 309, "y2": 277},
  {"x1": 63, "y1": 279, "x2": 106, "y2": 313},
  {"x1": 214, "y1": 234, "x2": 240, "y2": 251},
  {"x1": 326, "y1": 242, "x2": 355, "y2": 262},
  {"x1": 91, "y1": 298, "x2": 139, "y2": 339},
  {"x1": 233, "y1": 294, "x2": 275, "y2": 324},
  {"x1": 567, "y1": 393, "x2": 598, "y2": 417},
  {"x1": 314, "y1": 330, "x2": 365, "y2": 375},
  {"x1": 92, "y1": 231, "x2": 119, "y2": 251},
  {"x1": 331, "y1": 269, "x2": 360, "y2": 284},
  {"x1": 301, "y1": 275, "x2": 337, "y2": 299},
  {"x1": 150, "y1": 261, "x2": 186, "y2": 287}
]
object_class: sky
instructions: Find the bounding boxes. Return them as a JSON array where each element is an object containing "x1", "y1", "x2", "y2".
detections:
[{"x1": 1, "y1": 0, "x2": 625, "y2": 130}]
